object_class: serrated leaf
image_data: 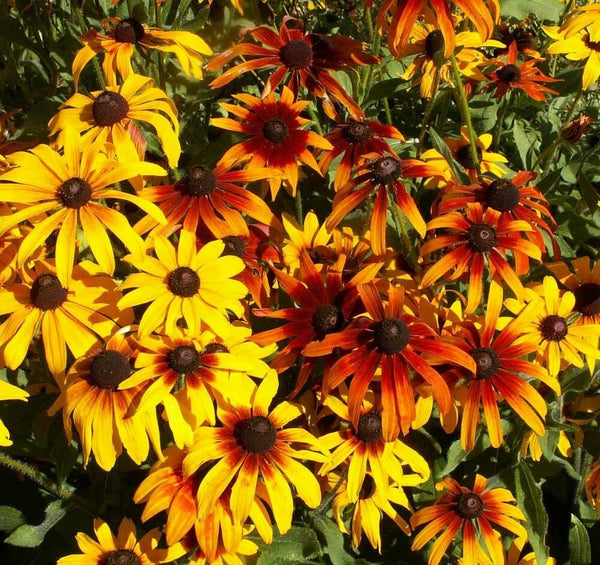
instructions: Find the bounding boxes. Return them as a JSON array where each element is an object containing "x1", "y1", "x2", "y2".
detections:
[
  {"x1": 569, "y1": 514, "x2": 591, "y2": 565},
  {"x1": 0, "y1": 506, "x2": 26, "y2": 533},
  {"x1": 257, "y1": 526, "x2": 322, "y2": 565},
  {"x1": 5, "y1": 500, "x2": 66, "y2": 548},
  {"x1": 429, "y1": 128, "x2": 470, "y2": 184}
]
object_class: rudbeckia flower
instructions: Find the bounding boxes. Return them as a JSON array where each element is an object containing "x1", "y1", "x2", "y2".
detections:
[
  {"x1": 182, "y1": 370, "x2": 329, "y2": 534},
  {"x1": 303, "y1": 283, "x2": 476, "y2": 438},
  {"x1": 494, "y1": 21, "x2": 541, "y2": 59},
  {"x1": 317, "y1": 118, "x2": 405, "y2": 190},
  {"x1": 72, "y1": 16, "x2": 213, "y2": 88},
  {"x1": 411, "y1": 475, "x2": 526, "y2": 565},
  {"x1": 134, "y1": 161, "x2": 280, "y2": 237},
  {"x1": 488, "y1": 42, "x2": 560, "y2": 102},
  {"x1": 444, "y1": 283, "x2": 559, "y2": 450},
  {"x1": 0, "y1": 260, "x2": 131, "y2": 381},
  {"x1": 0, "y1": 130, "x2": 167, "y2": 281},
  {"x1": 211, "y1": 87, "x2": 332, "y2": 199},
  {"x1": 49, "y1": 73, "x2": 181, "y2": 168},
  {"x1": 50, "y1": 330, "x2": 162, "y2": 471},
  {"x1": 376, "y1": 0, "x2": 500, "y2": 58},
  {"x1": 57, "y1": 517, "x2": 175, "y2": 565},
  {"x1": 421, "y1": 203, "x2": 542, "y2": 313},
  {"x1": 0, "y1": 380, "x2": 28, "y2": 446},
  {"x1": 205, "y1": 18, "x2": 379, "y2": 119},
  {"x1": 118, "y1": 231, "x2": 247, "y2": 338},
  {"x1": 560, "y1": 3, "x2": 600, "y2": 42}
]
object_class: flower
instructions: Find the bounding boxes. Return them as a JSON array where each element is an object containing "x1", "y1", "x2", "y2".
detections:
[
  {"x1": 49, "y1": 73, "x2": 180, "y2": 168},
  {"x1": 489, "y1": 42, "x2": 560, "y2": 102},
  {"x1": 0, "y1": 130, "x2": 167, "y2": 280},
  {"x1": 317, "y1": 118, "x2": 405, "y2": 190},
  {"x1": 303, "y1": 282, "x2": 476, "y2": 438},
  {"x1": 57, "y1": 517, "x2": 174, "y2": 565},
  {"x1": 0, "y1": 260, "x2": 131, "y2": 381},
  {"x1": 210, "y1": 86, "x2": 332, "y2": 199},
  {"x1": 118, "y1": 231, "x2": 247, "y2": 338},
  {"x1": 411, "y1": 474, "x2": 527, "y2": 565},
  {"x1": 205, "y1": 18, "x2": 379, "y2": 119},
  {"x1": 421, "y1": 203, "x2": 541, "y2": 313},
  {"x1": 182, "y1": 370, "x2": 329, "y2": 534},
  {"x1": 281, "y1": 211, "x2": 333, "y2": 274},
  {"x1": 72, "y1": 16, "x2": 212, "y2": 88},
  {"x1": 50, "y1": 330, "x2": 162, "y2": 471},
  {"x1": 0, "y1": 380, "x2": 28, "y2": 446},
  {"x1": 326, "y1": 153, "x2": 439, "y2": 255}
]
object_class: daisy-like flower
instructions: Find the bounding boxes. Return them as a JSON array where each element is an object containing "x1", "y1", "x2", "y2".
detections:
[
  {"x1": 48, "y1": 73, "x2": 180, "y2": 168},
  {"x1": 421, "y1": 203, "x2": 542, "y2": 313},
  {"x1": 488, "y1": 42, "x2": 560, "y2": 102},
  {"x1": 205, "y1": 18, "x2": 379, "y2": 119},
  {"x1": 421, "y1": 126, "x2": 508, "y2": 187},
  {"x1": 544, "y1": 25, "x2": 600, "y2": 90},
  {"x1": 57, "y1": 517, "x2": 174, "y2": 565},
  {"x1": 0, "y1": 380, "x2": 28, "y2": 446},
  {"x1": 252, "y1": 249, "x2": 381, "y2": 395},
  {"x1": 210, "y1": 87, "x2": 332, "y2": 199},
  {"x1": 50, "y1": 330, "x2": 162, "y2": 471},
  {"x1": 119, "y1": 324, "x2": 274, "y2": 447},
  {"x1": 0, "y1": 260, "x2": 130, "y2": 381},
  {"x1": 411, "y1": 474, "x2": 527, "y2": 565},
  {"x1": 494, "y1": 21, "x2": 541, "y2": 59},
  {"x1": 560, "y1": 3, "x2": 600, "y2": 42},
  {"x1": 331, "y1": 471, "x2": 412, "y2": 552},
  {"x1": 134, "y1": 161, "x2": 280, "y2": 237},
  {"x1": 303, "y1": 283, "x2": 476, "y2": 438},
  {"x1": 182, "y1": 370, "x2": 329, "y2": 534},
  {"x1": 317, "y1": 118, "x2": 405, "y2": 190},
  {"x1": 318, "y1": 390, "x2": 429, "y2": 503},
  {"x1": 437, "y1": 171, "x2": 560, "y2": 270},
  {"x1": 0, "y1": 130, "x2": 166, "y2": 281},
  {"x1": 72, "y1": 16, "x2": 213, "y2": 88},
  {"x1": 444, "y1": 283, "x2": 559, "y2": 450},
  {"x1": 118, "y1": 231, "x2": 247, "y2": 338},
  {"x1": 507, "y1": 276, "x2": 600, "y2": 377},
  {"x1": 326, "y1": 153, "x2": 440, "y2": 255},
  {"x1": 376, "y1": 0, "x2": 500, "y2": 58},
  {"x1": 281, "y1": 211, "x2": 333, "y2": 274}
]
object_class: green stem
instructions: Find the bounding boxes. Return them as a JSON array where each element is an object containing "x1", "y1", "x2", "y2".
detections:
[
  {"x1": 449, "y1": 53, "x2": 479, "y2": 171},
  {"x1": 492, "y1": 90, "x2": 512, "y2": 150},
  {"x1": 389, "y1": 191, "x2": 420, "y2": 273},
  {"x1": 72, "y1": 0, "x2": 105, "y2": 89},
  {"x1": 382, "y1": 97, "x2": 392, "y2": 125},
  {"x1": 295, "y1": 188, "x2": 303, "y2": 224},
  {"x1": 313, "y1": 468, "x2": 348, "y2": 516},
  {"x1": 418, "y1": 70, "x2": 440, "y2": 157},
  {"x1": 532, "y1": 137, "x2": 562, "y2": 172},
  {"x1": 154, "y1": 1, "x2": 166, "y2": 90},
  {"x1": 307, "y1": 104, "x2": 323, "y2": 136}
]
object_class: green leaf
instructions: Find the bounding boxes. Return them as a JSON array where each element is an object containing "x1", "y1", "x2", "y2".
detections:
[
  {"x1": 569, "y1": 514, "x2": 591, "y2": 565},
  {"x1": 440, "y1": 440, "x2": 467, "y2": 477},
  {"x1": 500, "y1": 0, "x2": 564, "y2": 22},
  {"x1": 5, "y1": 500, "x2": 66, "y2": 548},
  {"x1": 257, "y1": 526, "x2": 322, "y2": 565},
  {"x1": 429, "y1": 128, "x2": 470, "y2": 184},
  {"x1": 578, "y1": 171, "x2": 599, "y2": 215},
  {"x1": 312, "y1": 516, "x2": 356, "y2": 565},
  {"x1": 513, "y1": 121, "x2": 531, "y2": 170},
  {"x1": 0, "y1": 506, "x2": 26, "y2": 533},
  {"x1": 561, "y1": 368, "x2": 592, "y2": 393}
]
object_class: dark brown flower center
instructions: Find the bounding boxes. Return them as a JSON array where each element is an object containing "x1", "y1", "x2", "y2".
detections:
[
  {"x1": 425, "y1": 30, "x2": 445, "y2": 58},
  {"x1": 574, "y1": 282, "x2": 600, "y2": 317},
  {"x1": 486, "y1": 179, "x2": 520, "y2": 212},
  {"x1": 262, "y1": 119, "x2": 289, "y2": 143},
  {"x1": 221, "y1": 236, "x2": 247, "y2": 258},
  {"x1": 373, "y1": 317, "x2": 410, "y2": 354},
  {"x1": 92, "y1": 91, "x2": 129, "y2": 127},
  {"x1": 113, "y1": 18, "x2": 145, "y2": 43},
  {"x1": 496, "y1": 64, "x2": 522, "y2": 83},
  {"x1": 540, "y1": 314, "x2": 568, "y2": 341},
  {"x1": 470, "y1": 347, "x2": 500, "y2": 379},
  {"x1": 102, "y1": 549, "x2": 140, "y2": 565},
  {"x1": 584, "y1": 36, "x2": 600, "y2": 52},
  {"x1": 371, "y1": 157, "x2": 402, "y2": 184},
  {"x1": 358, "y1": 474, "x2": 376, "y2": 499},
  {"x1": 456, "y1": 145, "x2": 482, "y2": 170},
  {"x1": 356, "y1": 412, "x2": 382, "y2": 444},
  {"x1": 456, "y1": 493, "x2": 484, "y2": 519},
  {"x1": 59, "y1": 177, "x2": 93, "y2": 209},
  {"x1": 175, "y1": 166, "x2": 218, "y2": 197},
  {"x1": 342, "y1": 122, "x2": 372, "y2": 144},
  {"x1": 168, "y1": 267, "x2": 200, "y2": 297},
  {"x1": 279, "y1": 39, "x2": 313, "y2": 69},
  {"x1": 468, "y1": 223, "x2": 497, "y2": 252},
  {"x1": 234, "y1": 416, "x2": 277, "y2": 453},
  {"x1": 30, "y1": 273, "x2": 67, "y2": 310},
  {"x1": 168, "y1": 345, "x2": 200, "y2": 374},
  {"x1": 203, "y1": 342, "x2": 229, "y2": 354},
  {"x1": 89, "y1": 350, "x2": 131, "y2": 390},
  {"x1": 312, "y1": 305, "x2": 344, "y2": 336}
]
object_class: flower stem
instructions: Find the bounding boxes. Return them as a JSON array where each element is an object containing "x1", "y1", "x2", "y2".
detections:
[
  {"x1": 313, "y1": 468, "x2": 348, "y2": 516},
  {"x1": 154, "y1": 1, "x2": 166, "y2": 90},
  {"x1": 389, "y1": 190, "x2": 420, "y2": 273},
  {"x1": 418, "y1": 70, "x2": 440, "y2": 157},
  {"x1": 449, "y1": 53, "x2": 479, "y2": 171},
  {"x1": 307, "y1": 103, "x2": 323, "y2": 136}
]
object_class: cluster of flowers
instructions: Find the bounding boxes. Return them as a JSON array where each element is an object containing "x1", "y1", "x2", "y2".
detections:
[{"x1": 1, "y1": 0, "x2": 600, "y2": 564}]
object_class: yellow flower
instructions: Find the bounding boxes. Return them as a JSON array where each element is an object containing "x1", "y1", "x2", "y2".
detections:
[{"x1": 0, "y1": 379, "x2": 28, "y2": 446}]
